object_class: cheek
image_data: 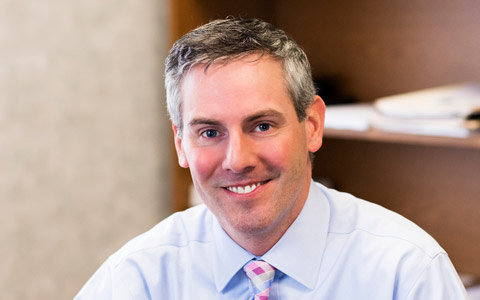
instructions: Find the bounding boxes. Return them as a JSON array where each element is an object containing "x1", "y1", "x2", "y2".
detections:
[
  {"x1": 262, "y1": 132, "x2": 308, "y2": 168},
  {"x1": 186, "y1": 147, "x2": 224, "y2": 181},
  {"x1": 261, "y1": 144, "x2": 287, "y2": 166},
  {"x1": 258, "y1": 142, "x2": 297, "y2": 172}
]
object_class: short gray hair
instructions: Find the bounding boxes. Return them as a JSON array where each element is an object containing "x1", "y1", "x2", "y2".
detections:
[{"x1": 165, "y1": 17, "x2": 316, "y2": 135}]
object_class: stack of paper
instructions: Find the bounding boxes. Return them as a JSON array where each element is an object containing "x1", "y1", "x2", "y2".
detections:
[
  {"x1": 371, "y1": 83, "x2": 480, "y2": 138},
  {"x1": 324, "y1": 103, "x2": 374, "y2": 131},
  {"x1": 370, "y1": 113, "x2": 478, "y2": 138},
  {"x1": 324, "y1": 83, "x2": 480, "y2": 138},
  {"x1": 374, "y1": 83, "x2": 480, "y2": 119}
]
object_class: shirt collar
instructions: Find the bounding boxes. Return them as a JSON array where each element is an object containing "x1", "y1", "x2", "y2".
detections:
[
  {"x1": 212, "y1": 213, "x2": 253, "y2": 292},
  {"x1": 211, "y1": 180, "x2": 330, "y2": 291},
  {"x1": 262, "y1": 180, "x2": 330, "y2": 290}
]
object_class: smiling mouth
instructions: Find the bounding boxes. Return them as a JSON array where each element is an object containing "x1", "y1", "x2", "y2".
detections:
[{"x1": 224, "y1": 180, "x2": 269, "y2": 194}]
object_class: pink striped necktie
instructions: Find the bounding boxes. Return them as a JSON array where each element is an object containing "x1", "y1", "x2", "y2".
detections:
[{"x1": 243, "y1": 260, "x2": 276, "y2": 300}]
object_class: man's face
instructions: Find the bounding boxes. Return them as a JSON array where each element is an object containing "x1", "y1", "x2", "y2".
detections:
[{"x1": 173, "y1": 55, "x2": 324, "y2": 243}]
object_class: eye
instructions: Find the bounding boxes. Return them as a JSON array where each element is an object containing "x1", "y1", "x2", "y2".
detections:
[
  {"x1": 201, "y1": 129, "x2": 218, "y2": 138},
  {"x1": 255, "y1": 123, "x2": 271, "y2": 132}
]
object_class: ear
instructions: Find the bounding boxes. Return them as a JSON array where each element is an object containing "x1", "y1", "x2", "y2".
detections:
[
  {"x1": 172, "y1": 124, "x2": 189, "y2": 168},
  {"x1": 305, "y1": 95, "x2": 326, "y2": 153}
]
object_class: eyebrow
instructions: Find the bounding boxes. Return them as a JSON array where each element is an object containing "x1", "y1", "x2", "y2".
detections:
[
  {"x1": 243, "y1": 109, "x2": 286, "y2": 124},
  {"x1": 188, "y1": 118, "x2": 222, "y2": 127},
  {"x1": 187, "y1": 109, "x2": 286, "y2": 128}
]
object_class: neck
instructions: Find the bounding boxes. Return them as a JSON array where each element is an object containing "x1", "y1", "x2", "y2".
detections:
[
  {"x1": 226, "y1": 180, "x2": 310, "y2": 256},
  {"x1": 236, "y1": 225, "x2": 291, "y2": 256}
]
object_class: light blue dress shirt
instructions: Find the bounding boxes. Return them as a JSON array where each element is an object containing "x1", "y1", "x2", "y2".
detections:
[{"x1": 75, "y1": 181, "x2": 468, "y2": 299}]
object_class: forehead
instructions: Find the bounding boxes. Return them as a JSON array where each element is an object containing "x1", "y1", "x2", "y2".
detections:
[{"x1": 180, "y1": 55, "x2": 295, "y2": 124}]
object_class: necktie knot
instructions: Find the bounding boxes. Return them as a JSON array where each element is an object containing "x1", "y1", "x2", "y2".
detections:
[{"x1": 243, "y1": 260, "x2": 275, "y2": 300}]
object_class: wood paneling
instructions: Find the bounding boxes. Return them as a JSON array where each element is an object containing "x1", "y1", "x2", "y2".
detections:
[
  {"x1": 276, "y1": 0, "x2": 480, "y2": 102},
  {"x1": 313, "y1": 137, "x2": 480, "y2": 276},
  {"x1": 169, "y1": 0, "x2": 277, "y2": 43}
]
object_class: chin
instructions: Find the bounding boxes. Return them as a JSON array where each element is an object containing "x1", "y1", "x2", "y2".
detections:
[{"x1": 228, "y1": 213, "x2": 276, "y2": 235}]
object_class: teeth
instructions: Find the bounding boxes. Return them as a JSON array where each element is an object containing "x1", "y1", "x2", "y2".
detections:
[{"x1": 227, "y1": 182, "x2": 263, "y2": 194}]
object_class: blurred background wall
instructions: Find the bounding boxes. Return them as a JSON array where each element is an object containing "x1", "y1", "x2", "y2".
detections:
[{"x1": 0, "y1": 0, "x2": 170, "y2": 299}]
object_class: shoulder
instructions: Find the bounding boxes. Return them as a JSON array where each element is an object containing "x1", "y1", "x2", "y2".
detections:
[
  {"x1": 313, "y1": 182, "x2": 444, "y2": 258},
  {"x1": 107, "y1": 204, "x2": 214, "y2": 267},
  {"x1": 75, "y1": 205, "x2": 215, "y2": 299},
  {"x1": 311, "y1": 183, "x2": 464, "y2": 298}
]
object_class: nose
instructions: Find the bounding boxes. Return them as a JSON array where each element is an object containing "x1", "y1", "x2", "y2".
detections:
[{"x1": 222, "y1": 131, "x2": 257, "y2": 173}]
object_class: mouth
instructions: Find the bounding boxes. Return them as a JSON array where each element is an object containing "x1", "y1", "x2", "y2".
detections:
[{"x1": 223, "y1": 180, "x2": 270, "y2": 195}]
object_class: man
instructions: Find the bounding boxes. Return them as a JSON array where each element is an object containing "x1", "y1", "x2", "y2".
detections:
[{"x1": 75, "y1": 18, "x2": 468, "y2": 299}]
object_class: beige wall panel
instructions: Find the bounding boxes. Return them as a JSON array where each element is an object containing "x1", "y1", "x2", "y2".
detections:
[{"x1": 0, "y1": 1, "x2": 170, "y2": 299}]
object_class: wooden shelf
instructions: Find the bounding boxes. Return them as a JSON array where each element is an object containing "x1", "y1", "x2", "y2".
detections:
[{"x1": 324, "y1": 128, "x2": 480, "y2": 150}]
